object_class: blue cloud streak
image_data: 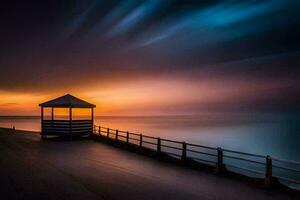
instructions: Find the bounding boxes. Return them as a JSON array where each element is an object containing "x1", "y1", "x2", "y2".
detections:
[{"x1": 133, "y1": 0, "x2": 293, "y2": 49}]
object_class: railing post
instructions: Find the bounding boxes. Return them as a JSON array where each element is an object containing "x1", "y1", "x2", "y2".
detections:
[
  {"x1": 157, "y1": 137, "x2": 161, "y2": 153},
  {"x1": 265, "y1": 155, "x2": 273, "y2": 186},
  {"x1": 140, "y1": 134, "x2": 143, "y2": 147},
  {"x1": 107, "y1": 128, "x2": 109, "y2": 137},
  {"x1": 126, "y1": 131, "x2": 129, "y2": 143},
  {"x1": 181, "y1": 142, "x2": 187, "y2": 162},
  {"x1": 98, "y1": 126, "x2": 101, "y2": 136},
  {"x1": 217, "y1": 147, "x2": 224, "y2": 174},
  {"x1": 116, "y1": 130, "x2": 119, "y2": 140}
]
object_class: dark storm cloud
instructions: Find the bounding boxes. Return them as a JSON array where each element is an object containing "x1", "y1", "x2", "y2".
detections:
[{"x1": 0, "y1": 0, "x2": 299, "y2": 111}]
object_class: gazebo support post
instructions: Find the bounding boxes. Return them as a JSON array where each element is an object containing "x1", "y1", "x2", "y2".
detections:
[
  {"x1": 51, "y1": 107, "x2": 54, "y2": 134},
  {"x1": 41, "y1": 106, "x2": 44, "y2": 139},
  {"x1": 69, "y1": 107, "x2": 72, "y2": 140},
  {"x1": 91, "y1": 108, "x2": 94, "y2": 136}
]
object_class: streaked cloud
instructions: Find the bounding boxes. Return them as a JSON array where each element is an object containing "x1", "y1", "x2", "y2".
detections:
[
  {"x1": 133, "y1": 0, "x2": 294, "y2": 49},
  {"x1": 0, "y1": 0, "x2": 299, "y2": 115}
]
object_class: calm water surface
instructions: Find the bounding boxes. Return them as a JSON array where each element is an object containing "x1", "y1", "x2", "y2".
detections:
[{"x1": 0, "y1": 113, "x2": 299, "y2": 161}]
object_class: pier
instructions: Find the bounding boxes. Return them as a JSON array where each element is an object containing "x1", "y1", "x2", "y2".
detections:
[{"x1": 0, "y1": 127, "x2": 299, "y2": 200}]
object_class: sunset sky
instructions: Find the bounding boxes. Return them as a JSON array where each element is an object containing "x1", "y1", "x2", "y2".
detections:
[{"x1": 0, "y1": 0, "x2": 300, "y2": 116}]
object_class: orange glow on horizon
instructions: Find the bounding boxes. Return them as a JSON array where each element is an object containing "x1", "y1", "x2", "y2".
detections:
[{"x1": 0, "y1": 76, "x2": 290, "y2": 116}]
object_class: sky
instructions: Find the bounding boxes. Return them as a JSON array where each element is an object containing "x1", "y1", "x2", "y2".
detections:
[{"x1": 0, "y1": 0, "x2": 300, "y2": 116}]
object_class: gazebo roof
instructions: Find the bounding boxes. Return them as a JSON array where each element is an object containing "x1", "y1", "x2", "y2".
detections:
[{"x1": 39, "y1": 94, "x2": 96, "y2": 108}]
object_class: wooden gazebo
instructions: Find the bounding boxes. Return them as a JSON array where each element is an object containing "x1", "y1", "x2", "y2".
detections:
[{"x1": 39, "y1": 94, "x2": 96, "y2": 140}]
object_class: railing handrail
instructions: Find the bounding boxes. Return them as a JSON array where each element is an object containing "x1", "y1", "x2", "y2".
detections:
[
  {"x1": 222, "y1": 148, "x2": 266, "y2": 158},
  {"x1": 272, "y1": 157, "x2": 300, "y2": 165},
  {"x1": 44, "y1": 119, "x2": 92, "y2": 122},
  {"x1": 186, "y1": 142, "x2": 217, "y2": 150}
]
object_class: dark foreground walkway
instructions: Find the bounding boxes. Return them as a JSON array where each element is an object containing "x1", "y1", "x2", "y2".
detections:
[{"x1": 0, "y1": 128, "x2": 299, "y2": 200}]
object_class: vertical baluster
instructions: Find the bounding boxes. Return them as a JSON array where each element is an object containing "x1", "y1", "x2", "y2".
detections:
[
  {"x1": 182, "y1": 142, "x2": 187, "y2": 162},
  {"x1": 217, "y1": 147, "x2": 224, "y2": 174},
  {"x1": 126, "y1": 132, "x2": 129, "y2": 143},
  {"x1": 265, "y1": 155, "x2": 273, "y2": 186},
  {"x1": 157, "y1": 137, "x2": 161, "y2": 153},
  {"x1": 140, "y1": 134, "x2": 143, "y2": 147}
]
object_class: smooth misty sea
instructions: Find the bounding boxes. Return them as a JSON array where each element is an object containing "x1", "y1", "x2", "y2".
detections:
[{"x1": 1, "y1": 112, "x2": 299, "y2": 161}]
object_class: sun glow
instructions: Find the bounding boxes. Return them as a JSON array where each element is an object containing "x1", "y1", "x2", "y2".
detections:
[{"x1": 0, "y1": 75, "x2": 292, "y2": 116}]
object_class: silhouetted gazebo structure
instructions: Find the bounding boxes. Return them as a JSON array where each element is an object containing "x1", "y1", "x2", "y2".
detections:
[{"x1": 39, "y1": 94, "x2": 96, "y2": 140}]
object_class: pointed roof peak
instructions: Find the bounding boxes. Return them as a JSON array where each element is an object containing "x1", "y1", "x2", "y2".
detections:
[{"x1": 39, "y1": 94, "x2": 96, "y2": 108}]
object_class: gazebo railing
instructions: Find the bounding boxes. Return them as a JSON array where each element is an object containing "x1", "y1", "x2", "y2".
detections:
[{"x1": 42, "y1": 120, "x2": 93, "y2": 135}]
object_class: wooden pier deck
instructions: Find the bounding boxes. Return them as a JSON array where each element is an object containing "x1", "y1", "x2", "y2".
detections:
[{"x1": 0, "y1": 128, "x2": 299, "y2": 200}]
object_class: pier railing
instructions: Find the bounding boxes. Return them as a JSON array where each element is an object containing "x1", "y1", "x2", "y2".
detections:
[{"x1": 92, "y1": 125, "x2": 300, "y2": 188}]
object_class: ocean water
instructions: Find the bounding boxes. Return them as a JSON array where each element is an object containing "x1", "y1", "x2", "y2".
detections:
[{"x1": 0, "y1": 113, "x2": 299, "y2": 161}]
